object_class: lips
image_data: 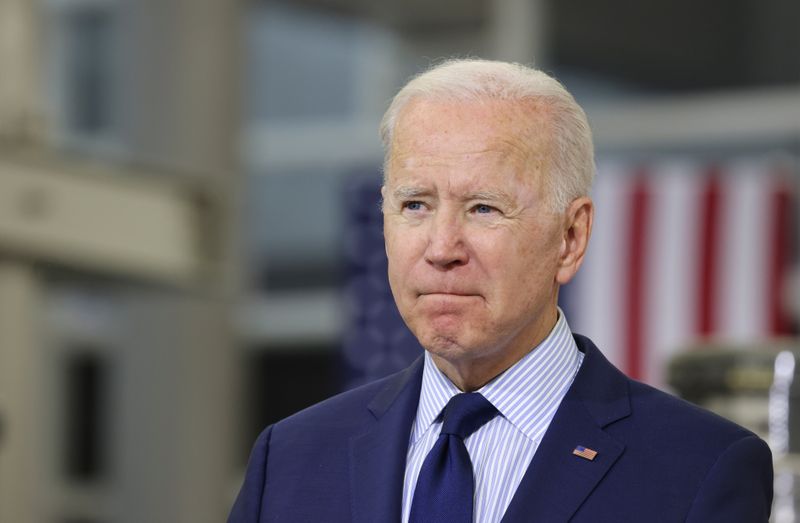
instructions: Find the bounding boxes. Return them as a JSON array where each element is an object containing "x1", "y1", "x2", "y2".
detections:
[
  {"x1": 421, "y1": 291, "x2": 476, "y2": 296},
  {"x1": 417, "y1": 286, "x2": 478, "y2": 294},
  {"x1": 417, "y1": 290, "x2": 481, "y2": 299}
]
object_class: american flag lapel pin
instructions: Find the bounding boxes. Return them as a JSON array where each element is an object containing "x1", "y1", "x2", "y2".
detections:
[{"x1": 572, "y1": 445, "x2": 598, "y2": 461}]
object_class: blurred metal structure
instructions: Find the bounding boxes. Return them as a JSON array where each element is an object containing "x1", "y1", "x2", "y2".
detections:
[
  {"x1": 0, "y1": 152, "x2": 203, "y2": 283},
  {"x1": 589, "y1": 88, "x2": 800, "y2": 151},
  {"x1": 771, "y1": 350, "x2": 797, "y2": 523},
  {"x1": 669, "y1": 341, "x2": 800, "y2": 523},
  {"x1": 0, "y1": 1, "x2": 241, "y2": 523},
  {"x1": 0, "y1": 0, "x2": 45, "y2": 143},
  {"x1": 0, "y1": 262, "x2": 46, "y2": 523},
  {"x1": 668, "y1": 342, "x2": 789, "y2": 437}
]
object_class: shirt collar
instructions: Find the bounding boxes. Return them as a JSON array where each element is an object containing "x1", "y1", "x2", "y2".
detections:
[{"x1": 410, "y1": 308, "x2": 582, "y2": 445}]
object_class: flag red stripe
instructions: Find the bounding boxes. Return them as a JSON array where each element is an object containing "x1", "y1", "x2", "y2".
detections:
[
  {"x1": 626, "y1": 172, "x2": 649, "y2": 379},
  {"x1": 768, "y1": 174, "x2": 792, "y2": 335},
  {"x1": 698, "y1": 168, "x2": 723, "y2": 336}
]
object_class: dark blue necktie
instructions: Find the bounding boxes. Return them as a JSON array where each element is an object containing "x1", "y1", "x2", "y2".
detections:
[{"x1": 409, "y1": 392, "x2": 499, "y2": 523}]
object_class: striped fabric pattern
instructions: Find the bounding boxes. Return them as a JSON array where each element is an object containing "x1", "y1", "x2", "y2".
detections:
[
  {"x1": 566, "y1": 157, "x2": 796, "y2": 386},
  {"x1": 401, "y1": 311, "x2": 584, "y2": 523}
]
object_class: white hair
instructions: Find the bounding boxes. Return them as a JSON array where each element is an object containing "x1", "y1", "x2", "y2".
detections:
[{"x1": 379, "y1": 59, "x2": 594, "y2": 212}]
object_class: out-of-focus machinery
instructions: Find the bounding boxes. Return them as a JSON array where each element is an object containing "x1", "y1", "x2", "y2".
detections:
[{"x1": 669, "y1": 340, "x2": 800, "y2": 523}]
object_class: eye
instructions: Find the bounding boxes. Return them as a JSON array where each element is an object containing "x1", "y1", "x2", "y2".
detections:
[
  {"x1": 402, "y1": 201, "x2": 424, "y2": 211},
  {"x1": 473, "y1": 204, "x2": 496, "y2": 214}
]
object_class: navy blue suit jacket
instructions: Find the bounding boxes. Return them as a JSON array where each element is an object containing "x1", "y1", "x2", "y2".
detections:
[{"x1": 229, "y1": 335, "x2": 773, "y2": 522}]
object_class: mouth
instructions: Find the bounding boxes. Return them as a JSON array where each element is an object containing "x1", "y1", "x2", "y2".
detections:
[{"x1": 418, "y1": 291, "x2": 480, "y2": 298}]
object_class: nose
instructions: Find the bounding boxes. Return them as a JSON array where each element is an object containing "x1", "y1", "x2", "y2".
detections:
[{"x1": 424, "y1": 210, "x2": 469, "y2": 270}]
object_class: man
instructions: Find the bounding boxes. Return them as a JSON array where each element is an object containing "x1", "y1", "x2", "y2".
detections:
[{"x1": 229, "y1": 59, "x2": 773, "y2": 522}]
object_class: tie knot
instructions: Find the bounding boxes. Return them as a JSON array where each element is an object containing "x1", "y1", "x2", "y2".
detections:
[{"x1": 440, "y1": 393, "x2": 498, "y2": 439}]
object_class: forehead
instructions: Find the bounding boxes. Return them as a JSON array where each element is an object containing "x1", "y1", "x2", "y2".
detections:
[
  {"x1": 387, "y1": 98, "x2": 551, "y2": 190},
  {"x1": 392, "y1": 97, "x2": 549, "y2": 152}
]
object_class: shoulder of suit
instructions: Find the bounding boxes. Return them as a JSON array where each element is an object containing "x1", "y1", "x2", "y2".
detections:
[
  {"x1": 271, "y1": 363, "x2": 417, "y2": 432},
  {"x1": 575, "y1": 333, "x2": 759, "y2": 445},
  {"x1": 624, "y1": 377, "x2": 760, "y2": 446}
]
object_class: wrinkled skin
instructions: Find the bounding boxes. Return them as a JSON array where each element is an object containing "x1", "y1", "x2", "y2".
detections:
[{"x1": 382, "y1": 98, "x2": 593, "y2": 391}]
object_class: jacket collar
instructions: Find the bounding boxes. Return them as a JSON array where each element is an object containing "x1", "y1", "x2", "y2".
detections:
[
  {"x1": 349, "y1": 334, "x2": 632, "y2": 523},
  {"x1": 500, "y1": 334, "x2": 631, "y2": 522},
  {"x1": 350, "y1": 357, "x2": 424, "y2": 523}
]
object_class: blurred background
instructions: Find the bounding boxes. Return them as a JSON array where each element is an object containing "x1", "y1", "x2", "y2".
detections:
[{"x1": 0, "y1": 0, "x2": 798, "y2": 521}]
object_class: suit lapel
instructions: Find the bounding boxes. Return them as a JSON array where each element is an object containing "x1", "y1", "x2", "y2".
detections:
[
  {"x1": 501, "y1": 336, "x2": 631, "y2": 522},
  {"x1": 350, "y1": 358, "x2": 424, "y2": 523}
]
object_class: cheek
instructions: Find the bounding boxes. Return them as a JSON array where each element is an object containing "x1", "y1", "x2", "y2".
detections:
[
  {"x1": 385, "y1": 229, "x2": 422, "y2": 285},
  {"x1": 383, "y1": 224, "x2": 402, "y2": 266},
  {"x1": 486, "y1": 230, "x2": 558, "y2": 291},
  {"x1": 514, "y1": 222, "x2": 562, "y2": 262}
]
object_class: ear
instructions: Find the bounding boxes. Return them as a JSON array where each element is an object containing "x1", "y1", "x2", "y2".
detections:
[{"x1": 556, "y1": 196, "x2": 593, "y2": 285}]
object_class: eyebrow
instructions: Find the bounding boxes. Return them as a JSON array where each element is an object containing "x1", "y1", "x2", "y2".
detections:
[
  {"x1": 390, "y1": 186, "x2": 432, "y2": 200},
  {"x1": 389, "y1": 186, "x2": 516, "y2": 206},
  {"x1": 466, "y1": 190, "x2": 514, "y2": 205}
]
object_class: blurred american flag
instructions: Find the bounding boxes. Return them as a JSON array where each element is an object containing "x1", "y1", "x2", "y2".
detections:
[{"x1": 566, "y1": 157, "x2": 797, "y2": 386}]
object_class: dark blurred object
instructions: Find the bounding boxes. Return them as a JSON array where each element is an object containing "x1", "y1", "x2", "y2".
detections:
[
  {"x1": 242, "y1": 346, "x2": 340, "y2": 463},
  {"x1": 552, "y1": 0, "x2": 800, "y2": 90},
  {"x1": 668, "y1": 341, "x2": 799, "y2": 439},
  {"x1": 669, "y1": 346, "x2": 776, "y2": 404},
  {"x1": 63, "y1": 349, "x2": 108, "y2": 481},
  {"x1": 273, "y1": 0, "x2": 800, "y2": 91}
]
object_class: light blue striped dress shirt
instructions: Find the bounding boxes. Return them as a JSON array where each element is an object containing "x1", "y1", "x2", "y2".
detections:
[{"x1": 401, "y1": 310, "x2": 584, "y2": 523}]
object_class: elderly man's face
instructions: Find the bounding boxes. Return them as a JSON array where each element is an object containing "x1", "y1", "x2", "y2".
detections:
[{"x1": 382, "y1": 98, "x2": 586, "y2": 386}]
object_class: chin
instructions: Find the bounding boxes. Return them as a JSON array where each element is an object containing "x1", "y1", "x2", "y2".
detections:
[
  {"x1": 407, "y1": 313, "x2": 489, "y2": 357},
  {"x1": 419, "y1": 330, "x2": 483, "y2": 360}
]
